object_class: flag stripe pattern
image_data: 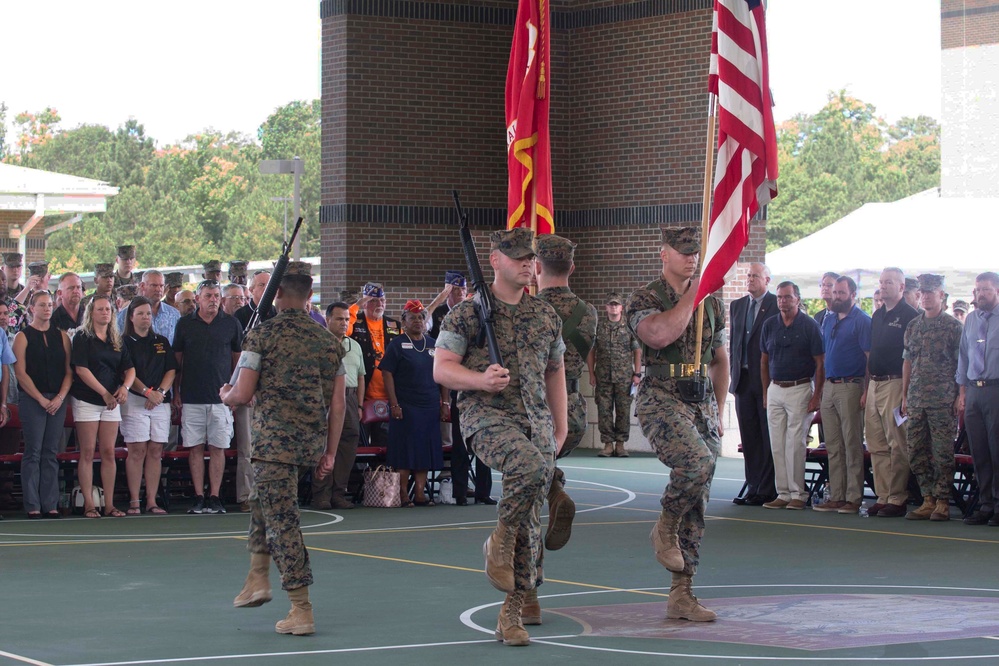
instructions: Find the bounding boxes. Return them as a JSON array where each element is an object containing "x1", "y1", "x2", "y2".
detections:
[
  {"x1": 505, "y1": 0, "x2": 554, "y2": 234},
  {"x1": 696, "y1": 0, "x2": 777, "y2": 306}
]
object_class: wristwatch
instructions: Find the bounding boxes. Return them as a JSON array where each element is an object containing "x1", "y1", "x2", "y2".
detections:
[{"x1": 156, "y1": 388, "x2": 168, "y2": 396}]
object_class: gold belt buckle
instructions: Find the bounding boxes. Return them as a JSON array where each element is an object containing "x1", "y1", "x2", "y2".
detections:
[{"x1": 670, "y1": 363, "x2": 699, "y2": 378}]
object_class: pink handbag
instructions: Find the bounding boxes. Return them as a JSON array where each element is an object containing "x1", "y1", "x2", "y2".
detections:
[{"x1": 362, "y1": 465, "x2": 401, "y2": 508}]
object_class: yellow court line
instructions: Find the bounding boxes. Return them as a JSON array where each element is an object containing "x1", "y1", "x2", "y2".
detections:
[{"x1": 307, "y1": 545, "x2": 669, "y2": 598}]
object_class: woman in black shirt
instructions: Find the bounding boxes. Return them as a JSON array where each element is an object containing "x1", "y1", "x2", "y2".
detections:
[
  {"x1": 12, "y1": 291, "x2": 73, "y2": 518},
  {"x1": 70, "y1": 295, "x2": 135, "y2": 518},
  {"x1": 121, "y1": 297, "x2": 177, "y2": 515}
]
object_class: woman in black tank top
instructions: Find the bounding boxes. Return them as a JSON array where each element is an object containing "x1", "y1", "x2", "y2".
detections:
[{"x1": 12, "y1": 291, "x2": 73, "y2": 519}]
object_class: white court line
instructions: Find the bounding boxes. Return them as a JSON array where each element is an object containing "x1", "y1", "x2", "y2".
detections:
[
  {"x1": 58, "y1": 637, "x2": 523, "y2": 666},
  {"x1": 0, "y1": 649, "x2": 54, "y2": 666},
  {"x1": 557, "y1": 464, "x2": 744, "y2": 483}
]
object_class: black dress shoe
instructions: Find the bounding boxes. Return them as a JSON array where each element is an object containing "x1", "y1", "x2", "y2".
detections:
[
  {"x1": 744, "y1": 495, "x2": 767, "y2": 506},
  {"x1": 732, "y1": 496, "x2": 748, "y2": 506},
  {"x1": 989, "y1": 515, "x2": 999, "y2": 527},
  {"x1": 964, "y1": 510, "x2": 994, "y2": 526},
  {"x1": 475, "y1": 497, "x2": 498, "y2": 505},
  {"x1": 454, "y1": 496, "x2": 468, "y2": 506}
]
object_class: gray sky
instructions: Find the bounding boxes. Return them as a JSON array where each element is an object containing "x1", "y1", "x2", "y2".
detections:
[{"x1": 0, "y1": 0, "x2": 940, "y2": 146}]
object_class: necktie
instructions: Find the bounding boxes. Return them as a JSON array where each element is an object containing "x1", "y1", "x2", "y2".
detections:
[
  {"x1": 743, "y1": 299, "x2": 758, "y2": 367},
  {"x1": 971, "y1": 311, "x2": 992, "y2": 379}
]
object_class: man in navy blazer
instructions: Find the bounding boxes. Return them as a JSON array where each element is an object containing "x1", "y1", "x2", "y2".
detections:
[{"x1": 729, "y1": 263, "x2": 779, "y2": 505}]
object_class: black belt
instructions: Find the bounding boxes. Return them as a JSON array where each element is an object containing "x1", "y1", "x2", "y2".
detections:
[
  {"x1": 646, "y1": 363, "x2": 707, "y2": 379},
  {"x1": 970, "y1": 379, "x2": 999, "y2": 388},
  {"x1": 827, "y1": 376, "x2": 863, "y2": 384},
  {"x1": 870, "y1": 374, "x2": 902, "y2": 382},
  {"x1": 566, "y1": 378, "x2": 579, "y2": 394},
  {"x1": 772, "y1": 378, "x2": 811, "y2": 388}
]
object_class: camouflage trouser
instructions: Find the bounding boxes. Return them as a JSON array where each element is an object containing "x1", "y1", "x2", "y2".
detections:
[
  {"x1": 247, "y1": 461, "x2": 312, "y2": 591},
  {"x1": 639, "y1": 407, "x2": 721, "y2": 576},
  {"x1": 559, "y1": 391, "x2": 587, "y2": 459},
  {"x1": 906, "y1": 406, "x2": 956, "y2": 500},
  {"x1": 469, "y1": 425, "x2": 554, "y2": 591},
  {"x1": 596, "y1": 380, "x2": 633, "y2": 444}
]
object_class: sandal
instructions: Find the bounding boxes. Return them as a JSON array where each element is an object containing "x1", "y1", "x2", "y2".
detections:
[
  {"x1": 413, "y1": 498, "x2": 435, "y2": 507},
  {"x1": 44, "y1": 510, "x2": 62, "y2": 519},
  {"x1": 400, "y1": 500, "x2": 415, "y2": 508},
  {"x1": 84, "y1": 509, "x2": 101, "y2": 519},
  {"x1": 105, "y1": 507, "x2": 126, "y2": 518},
  {"x1": 147, "y1": 506, "x2": 168, "y2": 515},
  {"x1": 127, "y1": 500, "x2": 142, "y2": 516}
]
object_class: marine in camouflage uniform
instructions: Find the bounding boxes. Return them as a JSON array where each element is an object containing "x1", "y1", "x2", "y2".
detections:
[
  {"x1": 113, "y1": 245, "x2": 137, "y2": 292},
  {"x1": 221, "y1": 261, "x2": 346, "y2": 636},
  {"x1": 2, "y1": 253, "x2": 25, "y2": 302},
  {"x1": 590, "y1": 291, "x2": 641, "y2": 457},
  {"x1": 434, "y1": 227, "x2": 567, "y2": 646},
  {"x1": 902, "y1": 273, "x2": 962, "y2": 521},
  {"x1": 535, "y1": 234, "x2": 597, "y2": 555},
  {"x1": 626, "y1": 226, "x2": 728, "y2": 623}
]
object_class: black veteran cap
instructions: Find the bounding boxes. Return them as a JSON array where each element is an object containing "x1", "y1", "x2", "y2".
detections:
[
  {"x1": 2, "y1": 252, "x2": 22, "y2": 267},
  {"x1": 904, "y1": 277, "x2": 919, "y2": 292},
  {"x1": 953, "y1": 299, "x2": 970, "y2": 313},
  {"x1": 117, "y1": 245, "x2": 136, "y2": 259},
  {"x1": 27, "y1": 261, "x2": 48, "y2": 277},
  {"x1": 917, "y1": 274, "x2": 945, "y2": 292},
  {"x1": 490, "y1": 227, "x2": 536, "y2": 259},
  {"x1": 445, "y1": 270, "x2": 466, "y2": 287},
  {"x1": 661, "y1": 226, "x2": 700, "y2": 254},
  {"x1": 606, "y1": 291, "x2": 624, "y2": 305},
  {"x1": 284, "y1": 261, "x2": 312, "y2": 277},
  {"x1": 164, "y1": 272, "x2": 184, "y2": 288},
  {"x1": 534, "y1": 234, "x2": 576, "y2": 262},
  {"x1": 94, "y1": 263, "x2": 114, "y2": 279},
  {"x1": 116, "y1": 284, "x2": 139, "y2": 300}
]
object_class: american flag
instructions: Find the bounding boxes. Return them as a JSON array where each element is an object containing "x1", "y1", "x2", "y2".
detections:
[{"x1": 695, "y1": 0, "x2": 778, "y2": 307}]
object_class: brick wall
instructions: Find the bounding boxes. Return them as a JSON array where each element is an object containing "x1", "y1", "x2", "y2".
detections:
[
  {"x1": 0, "y1": 210, "x2": 50, "y2": 265},
  {"x1": 942, "y1": 0, "x2": 999, "y2": 48}
]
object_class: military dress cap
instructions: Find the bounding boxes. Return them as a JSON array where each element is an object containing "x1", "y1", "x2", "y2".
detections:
[
  {"x1": 534, "y1": 234, "x2": 576, "y2": 262},
  {"x1": 489, "y1": 227, "x2": 536, "y2": 259},
  {"x1": 94, "y1": 263, "x2": 114, "y2": 279},
  {"x1": 203, "y1": 260, "x2": 222, "y2": 273},
  {"x1": 133, "y1": 271, "x2": 144, "y2": 284},
  {"x1": 228, "y1": 261, "x2": 248, "y2": 279},
  {"x1": 2, "y1": 252, "x2": 22, "y2": 267},
  {"x1": 904, "y1": 277, "x2": 919, "y2": 291},
  {"x1": 284, "y1": 261, "x2": 312, "y2": 277},
  {"x1": 661, "y1": 226, "x2": 701, "y2": 254},
  {"x1": 164, "y1": 272, "x2": 184, "y2": 288},
  {"x1": 917, "y1": 273, "x2": 945, "y2": 292},
  {"x1": 116, "y1": 284, "x2": 139, "y2": 300},
  {"x1": 117, "y1": 245, "x2": 136, "y2": 259},
  {"x1": 27, "y1": 261, "x2": 48, "y2": 277},
  {"x1": 363, "y1": 282, "x2": 385, "y2": 298},
  {"x1": 606, "y1": 291, "x2": 624, "y2": 305},
  {"x1": 445, "y1": 270, "x2": 466, "y2": 287},
  {"x1": 953, "y1": 299, "x2": 970, "y2": 313},
  {"x1": 403, "y1": 299, "x2": 426, "y2": 315}
]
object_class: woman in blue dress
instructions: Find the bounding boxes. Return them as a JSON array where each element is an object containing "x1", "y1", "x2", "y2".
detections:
[{"x1": 381, "y1": 300, "x2": 449, "y2": 506}]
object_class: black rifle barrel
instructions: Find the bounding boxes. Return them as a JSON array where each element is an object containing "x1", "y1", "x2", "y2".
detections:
[
  {"x1": 452, "y1": 191, "x2": 504, "y2": 366},
  {"x1": 243, "y1": 216, "x2": 305, "y2": 336}
]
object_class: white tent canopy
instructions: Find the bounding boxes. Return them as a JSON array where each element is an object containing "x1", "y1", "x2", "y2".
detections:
[{"x1": 765, "y1": 189, "x2": 996, "y2": 301}]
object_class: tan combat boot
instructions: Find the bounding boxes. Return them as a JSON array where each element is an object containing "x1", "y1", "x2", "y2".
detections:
[
  {"x1": 666, "y1": 573, "x2": 717, "y2": 622},
  {"x1": 905, "y1": 496, "x2": 935, "y2": 520},
  {"x1": 275, "y1": 586, "x2": 315, "y2": 635},
  {"x1": 614, "y1": 442, "x2": 629, "y2": 458},
  {"x1": 545, "y1": 468, "x2": 576, "y2": 551},
  {"x1": 495, "y1": 590, "x2": 530, "y2": 646},
  {"x1": 233, "y1": 553, "x2": 273, "y2": 608},
  {"x1": 650, "y1": 510, "x2": 684, "y2": 572},
  {"x1": 598, "y1": 443, "x2": 614, "y2": 457},
  {"x1": 483, "y1": 520, "x2": 517, "y2": 593},
  {"x1": 521, "y1": 587, "x2": 542, "y2": 625},
  {"x1": 930, "y1": 499, "x2": 951, "y2": 521}
]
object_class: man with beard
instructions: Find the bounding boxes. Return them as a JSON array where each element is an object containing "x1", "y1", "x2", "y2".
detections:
[
  {"x1": 813, "y1": 276, "x2": 871, "y2": 515},
  {"x1": 348, "y1": 282, "x2": 402, "y2": 447}
]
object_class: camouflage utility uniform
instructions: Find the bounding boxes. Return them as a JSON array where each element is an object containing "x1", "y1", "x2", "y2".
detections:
[
  {"x1": 536, "y1": 286, "x2": 596, "y2": 456},
  {"x1": 437, "y1": 294, "x2": 565, "y2": 591},
  {"x1": 243, "y1": 308, "x2": 345, "y2": 590},
  {"x1": 904, "y1": 308, "x2": 962, "y2": 503},
  {"x1": 594, "y1": 316, "x2": 639, "y2": 445},
  {"x1": 627, "y1": 277, "x2": 726, "y2": 575}
]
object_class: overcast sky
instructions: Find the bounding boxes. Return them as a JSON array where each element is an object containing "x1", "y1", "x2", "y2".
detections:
[{"x1": 0, "y1": 0, "x2": 940, "y2": 146}]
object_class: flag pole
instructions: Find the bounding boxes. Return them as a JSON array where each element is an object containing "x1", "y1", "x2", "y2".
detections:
[
  {"x1": 692, "y1": 94, "x2": 717, "y2": 369},
  {"x1": 529, "y1": 182, "x2": 539, "y2": 295}
]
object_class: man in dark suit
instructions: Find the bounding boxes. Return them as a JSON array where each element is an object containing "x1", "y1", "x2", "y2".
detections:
[{"x1": 729, "y1": 263, "x2": 778, "y2": 505}]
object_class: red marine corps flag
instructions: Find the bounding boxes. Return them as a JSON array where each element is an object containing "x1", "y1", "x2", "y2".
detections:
[
  {"x1": 505, "y1": 0, "x2": 553, "y2": 235},
  {"x1": 694, "y1": 0, "x2": 778, "y2": 306}
]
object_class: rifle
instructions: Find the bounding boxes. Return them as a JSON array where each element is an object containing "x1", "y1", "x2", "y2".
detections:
[
  {"x1": 452, "y1": 191, "x2": 503, "y2": 366},
  {"x1": 228, "y1": 216, "x2": 305, "y2": 386}
]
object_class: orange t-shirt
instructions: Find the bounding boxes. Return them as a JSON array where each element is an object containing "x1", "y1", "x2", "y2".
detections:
[{"x1": 347, "y1": 303, "x2": 390, "y2": 400}]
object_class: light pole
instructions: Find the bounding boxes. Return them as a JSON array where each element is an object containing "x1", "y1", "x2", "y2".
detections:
[
  {"x1": 270, "y1": 196, "x2": 292, "y2": 244},
  {"x1": 259, "y1": 157, "x2": 304, "y2": 259}
]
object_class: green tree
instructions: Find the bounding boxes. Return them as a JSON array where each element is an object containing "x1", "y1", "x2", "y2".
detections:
[
  {"x1": 9, "y1": 107, "x2": 61, "y2": 160},
  {"x1": 0, "y1": 101, "x2": 8, "y2": 160}
]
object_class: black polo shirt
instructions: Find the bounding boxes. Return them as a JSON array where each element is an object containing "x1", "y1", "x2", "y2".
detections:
[
  {"x1": 869, "y1": 301, "x2": 918, "y2": 376},
  {"x1": 173, "y1": 310, "x2": 242, "y2": 404},
  {"x1": 52, "y1": 304, "x2": 84, "y2": 332},
  {"x1": 125, "y1": 332, "x2": 178, "y2": 398},
  {"x1": 234, "y1": 301, "x2": 277, "y2": 331},
  {"x1": 760, "y1": 310, "x2": 824, "y2": 381},
  {"x1": 70, "y1": 332, "x2": 134, "y2": 405}
]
